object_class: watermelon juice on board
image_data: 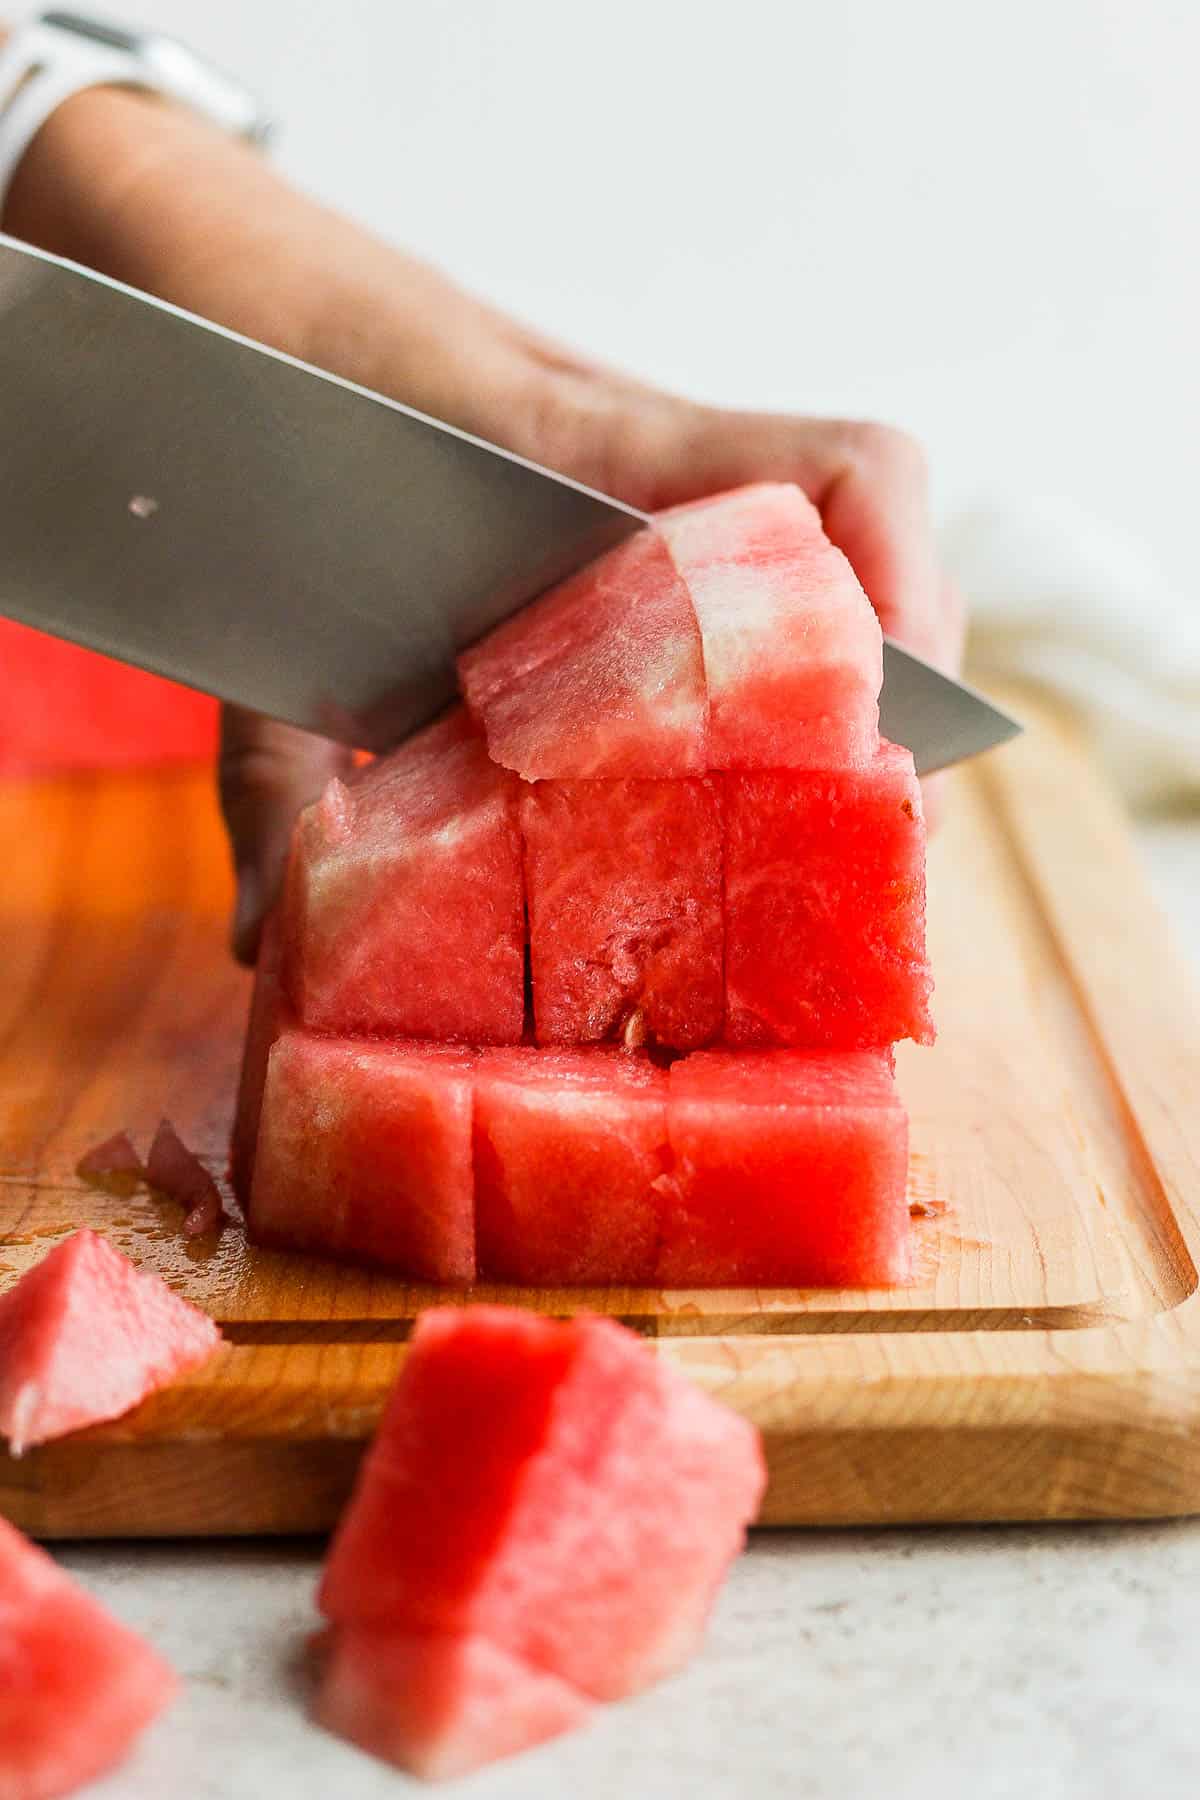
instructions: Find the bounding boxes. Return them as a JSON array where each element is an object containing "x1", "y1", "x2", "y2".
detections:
[{"x1": 234, "y1": 482, "x2": 931, "y2": 1289}]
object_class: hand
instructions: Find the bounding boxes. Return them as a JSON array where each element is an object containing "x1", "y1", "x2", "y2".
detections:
[{"x1": 6, "y1": 86, "x2": 964, "y2": 962}]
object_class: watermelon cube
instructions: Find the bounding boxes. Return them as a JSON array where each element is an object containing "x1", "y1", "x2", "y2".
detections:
[
  {"x1": 250, "y1": 1032, "x2": 477, "y2": 1282},
  {"x1": 0, "y1": 1230, "x2": 222, "y2": 1454},
  {"x1": 657, "y1": 483, "x2": 882, "y2": 769},
  {"x1": 0, "y1": 1517, "x2": 177, "y2": 1800},
  {"x1": 314, "y1": 1626, "x2": 593, "y2": 1781},
  {"x1": 473, "y1": 1048, "x2": 669, "y2": 1284},
  {"x1": 319, "y1": 1308, "x2": 764, "y2": 1706},
  {"x1": 724, "y1": 742, "x2": 934, "y2": 1049},
  {"x1": 229, "y1": 910, "x2": 289, "y2": 1207},
  {"x1": 657, "y1": 1050, "x2": 910, "y2": 1287},
  {"x1": 283, "y1": 709, "x2": 525, "y2": 1042},
  {"x1": 522, "y1": 776, "x2": 724, "y2": 1049},
  {"x1": 457, "y1": 527, "x2": 707, "y2": 779}
]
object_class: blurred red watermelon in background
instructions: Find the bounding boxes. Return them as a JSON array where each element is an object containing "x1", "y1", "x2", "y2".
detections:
[{"x1": 0, "y1": 620, "x2": 219, "y2": 774}]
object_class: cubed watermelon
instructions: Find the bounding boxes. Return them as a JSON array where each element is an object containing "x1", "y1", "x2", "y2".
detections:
[
  {"x1": 0, "y1": 1517, "x2": 177, "y2": 1799},
  {"x1": 473, "y1": 1048, "x2": 668, "y2": 1284},
  {"x1": 522, "y1": 776, "x2": 724, "y2": 1049},
  {"x1": 457, "y1": 528, "x2": 707, "y2": 779},
  {"x1": 724, "y1": 742, "x2": 933, "y2": 1048},
  {"x1": 657, "y1": 483, "x2": 882, "y2": 769},
  {"x1": 250, "y1": 1033, "x2": 477, "y2": 1282},
  {"x1": 283, "y1": 709, "x2": 525, "y2": 1042},
  {"x1": 229, "y1": 910, "x2": 288, "y2": 1206},
  {"x1": 0, "y1": 1230, "x2": 222, "y2": 1454},
  {"x1": 319, "y1": 1308, "x2": 764, "y2": 1707},
  {"x1": 314, "y1": 1626, "x2": 593, "y2": 1781},
  {"x1": 656, "y1": 1050, "x2": 910, "y2": 1286}
]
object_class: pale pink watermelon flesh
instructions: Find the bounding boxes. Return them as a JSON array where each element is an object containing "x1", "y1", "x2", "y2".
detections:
[
  {"x1": 314, "y1": 1626, "x2": 593, "y2": 1781},
  {"x1": 283, "y1": 708, "x2": 525, "y2": 1042},
  {"x1": 0, "y1": 1517, "x2": 176, "y2": 1800},
  {"x1": 0, "y1": 1230, "x2": 222, "y2": 1454},
  {"x1": 657, "y1": 482, "x2": 883, "y2": 769},
  {"x1": 229, "y1": 908, "x2": 288, "y2": 1206},
  {"x1": 319, "y1": 1307, "x2": 765, "y2": 1703},
  {"x1": 724, "y1": 742, "x2": 933, "y2": 1049},
  {"x1": 657, "y1": 1051, "x2": 910, "y2": 1286},
  {"x1": 522, "y1": 775, "x2": 724, "y2": 1049},
  {"x1": 473, "y1": 1048, "x2": 668, "y2": 1284},
  {"x1": 457, "y1": 527, "x2": 707, "y2": 779},
  {"x1": 250, "y1": 1033, "x2": 477, "y2": 1281}
]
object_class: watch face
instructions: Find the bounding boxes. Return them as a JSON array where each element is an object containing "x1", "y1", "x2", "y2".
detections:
[{"x1": 41, "y1": 12, "x2": 142, "y2": 53}]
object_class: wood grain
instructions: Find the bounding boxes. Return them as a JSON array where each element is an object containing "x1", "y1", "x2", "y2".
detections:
[{"x1": 3, "y1": 690, "x2": 1200, "y2": 1534}]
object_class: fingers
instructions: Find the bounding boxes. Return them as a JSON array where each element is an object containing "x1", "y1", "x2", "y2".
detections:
[{"x1": 219, "y1": 706, "x2": 352, "y2": 965}]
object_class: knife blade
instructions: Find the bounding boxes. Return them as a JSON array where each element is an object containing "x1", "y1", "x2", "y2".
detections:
[{"x1": 0, "y1": 234, "x2": 1018, "y2": 772}]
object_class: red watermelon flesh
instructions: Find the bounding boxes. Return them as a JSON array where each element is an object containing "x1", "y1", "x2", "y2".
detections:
[
  {"x1": 473, "y1": 1048, "x2": 669, "y2": 1284},
  {"x1": 250, "y1": 1033, "x2": 477, "y2": 1281},
  {"x1": 457, "y1": 528, "x2": 707, "y2": 779},
  {"x1": 0, "y1": 1516, "x2": 177, "y2": 1800},
  {"x1": 657, "y1": 1051, "x2": 910, "y2": 1287},
  {"x1": 522, "y1": 776, "x2": 724, "y2": 1049},
  {"x1": 657, "y1": 483, "x2": 882, "y2": 770},
  {"x1": 314, "y1": 1626, "x2": 593, "y2": 1780},
  {"x1": 229, "y1": 910, "x2": 289, "y2": 1207},
  {"x1": 724, "y1": 741, "x2": 933, "y2": 1049},
  {"x1": 283, "y1": 709, "x2": 525, "y2": 1042},
  {"x1": 0, "y1": 1230, "x2": 222, "y2": 1454},
  {"x1": 0, "y1": 620, "x2": 218, "y2": 775},
  {"x1": 319, "y1": 1307, "x2": 765, "y2": 1703}
]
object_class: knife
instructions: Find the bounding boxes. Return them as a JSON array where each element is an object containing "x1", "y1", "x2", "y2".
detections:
[{"x1": 0, "y1": 235, "x2": 1018, "y2": 774}]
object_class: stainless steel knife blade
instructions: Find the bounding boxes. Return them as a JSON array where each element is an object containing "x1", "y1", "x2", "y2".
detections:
[{"x1": 0, "y1": 234, "x2": 1019, "y2": 770}]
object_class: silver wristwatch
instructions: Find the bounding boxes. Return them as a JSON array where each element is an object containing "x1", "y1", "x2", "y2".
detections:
[{"x1": 0, "y1": 11, "x2": 271, "y2": 214}]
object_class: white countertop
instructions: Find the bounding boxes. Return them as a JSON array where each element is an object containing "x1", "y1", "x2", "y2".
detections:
[{"x1": 57, "y1": 819, "x2": 1200, "y2": 1800}]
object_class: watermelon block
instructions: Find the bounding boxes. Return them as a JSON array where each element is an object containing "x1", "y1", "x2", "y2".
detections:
[
  {"x1": 457, "y1": 528, "x2": 707, "y2": 779},
  {"x1": 657, "y1": 483, "x2": 882, "y2": 769},
  {"x1": 314, "y1": 1626, "x2": 593, "y2": 1781},
  {"x1": 0, "y1": 1230, "x2": 222, "y2": 1454},
  {"x1": 474, "y1": 1048, "x2": 669, "y2": 1284},
  {"x1": 522, "y1": 776, "x2": 724, "y2": 1049},
  {"x1": 319, "y1": 1307, "x2": 765, "y2": 1706},
  {"x1": 250, "y1": 1033, "x2": 477, "y2": 1282},
  {"x1": 0, "y1": 618, "x2": 218, "y2": 775},
  {"x1": 656, "y1": 1051, "x2": 910, "y2": 1287},
  {"x1": 283, "y1": 709, "x2": 525, "y2": 1042},
  {"x1": 0, "y1": 1516, "x2": 177, "y2": 1800},
  {"x1": 724, "y1": 742, "x2": 933, "y2": 1048},
  {"x1": 229, "y1": 910, "x2": 288, "y2": 1207}
]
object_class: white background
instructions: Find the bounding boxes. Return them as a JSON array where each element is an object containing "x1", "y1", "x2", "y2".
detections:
[{"x1": 130, "y1": 0, "x2": 1196, "y2": 589}]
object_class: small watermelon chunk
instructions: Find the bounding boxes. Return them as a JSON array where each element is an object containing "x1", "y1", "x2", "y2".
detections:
[
  {"x1": 657, "y1": 1050, "x2": 910, "y2": 1287},
  {"x1": 319, "y1": 1307, "x2": 765, "y2": 1704},
  {"x1": 474, "y1": 1048, "x2": 669, "y2": 1284},
  {"x1": 229, "y1": 910, "x2": 288, "y2": 1207},
  {"x1": 457, "y1": 529, "x2": 707, "y2": 779},
  {"x1": 283, "y1": 709, "x2": 525, "y2": 1042},
  {"x1": 0, "y1": 1230, "x2": 222, "y2": 1454},
  {"x1": 145, "y1": 1120, "x2": 226, "y2": 1238},
  {"x1": 314, "y1": 1626, "x2": 593, "y2": 1781},
  {"x1": 0, "y1": 1516, "x2": 177, "y2": 1799},
  {"x1": 250, "y1": 1033, "x2": 476, "y2": 1281},
  {"x1": 657, "y1": 483, "x2": 882, "y2": 769},
  {"x1": 522, "y1": 776, "x2": 724, "y2": 1049},
  {"x1": 724, "y1": 741, "x2": 933, "y2": 1048}
]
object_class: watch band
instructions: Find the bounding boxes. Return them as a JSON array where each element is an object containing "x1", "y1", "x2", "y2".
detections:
[{"x1": 0, "y1": 11, "x2": 270, "y2": 217}]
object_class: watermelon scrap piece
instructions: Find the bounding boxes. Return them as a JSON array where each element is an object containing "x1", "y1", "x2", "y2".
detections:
[
  {"x1": 146, "y1": 1120, "x2": 226, "y2": 1238},
  {"x1": 314, "y1": 1626, "x2": 593, "y2": 1781},
  {"x1": 724, "y1": 741, "x2": 934, "y2": 1049},
  {"x1": 250, "y1": 1033, "x2": 477, "y2": 1282},
  {"x1": 457, "y1": 528, "x2": 707, "y2": 779},
  {"x1": 229, "y1": 910, "x2": 288, "y2": 1207},
  {"x1": 0, "y1": 1516, "x2": 177, "y2": 1800},
  {"x1": 473, "y1": 1048, "x2": 669, "y2": 1284},
  {"x1": 319, "y1": 1307, "x2": 765, "y2": 1705},
  {"x1": 76, "y1": 1131, "x2": 143, "y2": 1195},
  {"x1": 0, "y1": 1230, "x2": 221, "y2": 1454},
  {"x1": 522, "y1": 776, "x2": 724, "y2": 1049},
  {"x1": 283, "y1": 708, "x2": 525, "y2": 1042},
  {"x1": 657, "y1": 483, "x2": 882, "y2": 769},
  {"x1": 656, "y1": 1050, "x2": 910, "y2": 1287}
]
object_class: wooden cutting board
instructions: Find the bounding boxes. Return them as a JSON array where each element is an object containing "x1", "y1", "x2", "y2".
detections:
[{"x1": 3, "y1": 688, "x2": 1200, "y2": 1536}]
